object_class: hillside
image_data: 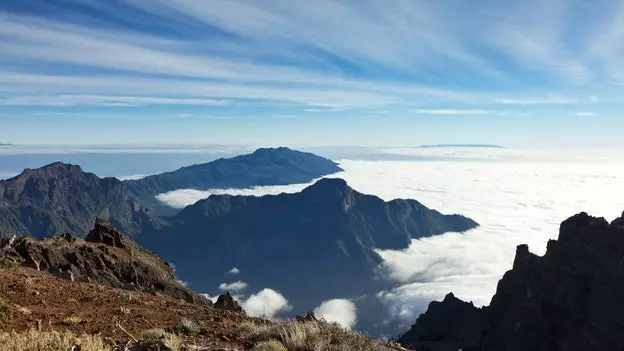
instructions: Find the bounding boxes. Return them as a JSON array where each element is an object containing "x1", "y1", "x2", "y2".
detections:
[
  {"x1": 140, "y1": 178, "x2": 478, "y2": 328},
  {"x1": 0, "y1": 162, "x2": 160, "y2": 238},
  {"x1": 399, "y1": 211, "x2": 624, "y2": 351},
  {"x1": 124, "y1": 147, "x2": 343, "y2": 214},
  {"x1": 0, "y1": 221, "x2": 405, "y2": 351}
]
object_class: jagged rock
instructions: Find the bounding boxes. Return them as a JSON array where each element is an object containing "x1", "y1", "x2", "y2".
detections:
[
  {"x1": 398, "y1": 211, "x2": 624, "y2": 351},
  {"x1": 85, "y1": 217, "x2": 128, "y2": 248},
  {"x1": 0, "y1": 218, "x2": 210, "y2": 305},
  {"x1": 296, "y1": 311, "x2": 318, "y2": 323},
  {"x1": 214, "y1": 292, "x2": 244, "y2": 314}
]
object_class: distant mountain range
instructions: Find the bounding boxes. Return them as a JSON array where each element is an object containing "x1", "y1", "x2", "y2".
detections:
[
  {"x1": 0, "y1": 146, "x2": 478, "y2": 334},
  {"x1": 399, "y1": 212, "x2": 624, "y2": 351},
  {"x1": 416, "y1": 144, "x2": 505, "y2": 148},
  {"x1": 140, "y1": 177, "x2": 478, "y2": 320},
  {"x1": 124, "y1": 147, "x2": 343, "y2": 215},
  {"x1": 0, "y1": 143, "x2": 10, "y2": 146}
]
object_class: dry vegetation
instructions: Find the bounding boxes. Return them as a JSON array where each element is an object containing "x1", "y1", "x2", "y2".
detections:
[
  {"x1": 0, "y1": 329, "x2": 110, "y2": 351},
  {"x1": 240, "y1": 320, "x2": 403, "y2": 351}
]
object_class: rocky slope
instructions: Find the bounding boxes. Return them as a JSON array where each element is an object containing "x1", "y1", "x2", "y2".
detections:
[
  {"x1": 0, "y1": 218, "x2": 206, "y2": 304},
  {"x1": 398, "y1": 211, "x2": 624, "y2": 351},
  {"x1": 0, "y1": 162, "x2": 159, "y2": 237},
  {"x1": 124, "y1": 147, "x2": 343, "y2": 215},
  {"x1": 140, "y1": 177, "x2": 478, "y2": 323}
]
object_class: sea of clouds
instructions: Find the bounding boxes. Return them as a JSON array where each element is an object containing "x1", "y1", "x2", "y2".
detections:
[{"x1": 157, "y1": 148, "x2": 624, "y2": 328}]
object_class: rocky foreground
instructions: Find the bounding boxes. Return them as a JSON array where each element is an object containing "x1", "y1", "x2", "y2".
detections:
[
  {"x1": 399, "y1": 211, "x2": 624, "y2": 351},
  {"x1": 0, "y1": 219, "x2": 403, "y2": 351}
]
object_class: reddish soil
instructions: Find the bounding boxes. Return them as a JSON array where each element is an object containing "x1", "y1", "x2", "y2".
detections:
[{"x1": 0, "y1": 267, "x2": 266, "y2": 349}]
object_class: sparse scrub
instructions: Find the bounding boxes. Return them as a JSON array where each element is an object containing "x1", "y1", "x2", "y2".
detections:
[
  {"x1": 0, "y1": 298, "x2": 12, "y2": 327},
  {"x1": 237, "y1": 321, "x2": 260, "y2": 337},
  {"x1": 253, "y1": 339, "x2": 288, "y2": 351},
  {"x1": 243, "y1": 320, "x2": 396, "y2": 351},
  {"x1": 172, "y1": 318, "x2": 200, "y2": 336},
  {"x1": 0, "y1": 329, "x2": 108, "y2": 351},
  {"x1": 0, "y1": 256, "x2": 18, "y2": 270},
  {"x1": 139, "y1": 328, "x2": 166, "y2": 340},
  {"x1": 61, "y1": 315, "x2": 83, "y2": 326}
]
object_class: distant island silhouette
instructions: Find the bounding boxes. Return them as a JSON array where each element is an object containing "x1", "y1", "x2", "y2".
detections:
[{"x1": 416, "y1": 144, "x2": 505, "y2": 149}]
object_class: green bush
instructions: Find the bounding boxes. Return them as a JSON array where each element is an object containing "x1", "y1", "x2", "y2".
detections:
[{"x1": 0, "y1": 298, "x2": 13, "y2": 328}]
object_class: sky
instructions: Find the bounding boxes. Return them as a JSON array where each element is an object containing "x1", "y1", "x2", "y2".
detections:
[{"x1": 1, "y1": 0, "x2": 624, "y2": 146}]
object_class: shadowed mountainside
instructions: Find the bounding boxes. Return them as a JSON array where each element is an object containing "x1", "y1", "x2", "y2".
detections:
[
  {"x1": 399, "y1": 211, "x2": 624, "y2": 351},
  {"x1": 140, "y1": 177, "x2": 478, "y2": 321},
  {"x1": 0, "y1": 162, "x2": 160, "y2": 238}
]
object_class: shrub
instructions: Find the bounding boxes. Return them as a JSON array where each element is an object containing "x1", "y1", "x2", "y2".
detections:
[
  {"x1": 61, "y1": 315, "x2": 83, "y2": 326},
  {"x1": 0, "y1": 256, "x2": 18, "y2": 270},
  {"x1": 0, "y1": 298, "x2": 12, "y2": 328},
  {"x1": 253, "y1": 339, "x2": 288, "y2": 351},
  {"x1": 172, "y1": 318, "x2": 200, "y2": 336},
  {"x1": 139, "y1": 328, "x2": 166, "y2": 340}
]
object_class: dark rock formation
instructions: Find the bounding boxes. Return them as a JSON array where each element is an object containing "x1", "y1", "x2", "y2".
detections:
[
  {"x1": 214, "y1": 292, "x2": 244, "y2": 314},
  {"x1": 139, "y1": 177, "x2": 477, "y2": 325},
  {"x1": 124, "y1": 147, "x2": 343, "y2": 215},
  {"x1": 0, "y1": 162, "x2": 160, "y2": 237},
  {"x1": 0, "y1": 218, "x2": 208, "y2": 305},
  {"x1": 398, "y1": 211, "x2": 624, "y2": 351}
]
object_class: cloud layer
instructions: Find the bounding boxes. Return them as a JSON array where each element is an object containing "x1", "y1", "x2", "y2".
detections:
[{"x1": 166, "y1": 148, "x2": 624, "y2": 328}]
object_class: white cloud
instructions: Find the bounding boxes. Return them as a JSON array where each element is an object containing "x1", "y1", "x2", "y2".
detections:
[
  {"x1": 219, "y1": 281, "x2": 248, "y2": 293},
  {"x1": 242, "y1": 289, "x2": 292, "y2": 319},
  {"x1": 117, "y1": 174, "x2": 148, "y2": 181},
  {"x1": 575, "y1": 111, "x2": 597, "y2": 117},
  {"x1": 227, "y1": 267, "x2": 241, "y2": 275},
  {"x1": 201, "y1": 293, "x2": 216, "y2": 303},
  {"x1": 155, "y1": 181, "x2": 321, "y2": 208},
  {"x1": 414, "y1": 109, "x2": 493, "y2": 115},
  {"x1": 313, "y1": 299, "x2": 357, "y2": 329}
]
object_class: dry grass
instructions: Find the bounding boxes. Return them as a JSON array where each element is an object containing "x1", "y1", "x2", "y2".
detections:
[
  {"x1": 0, "y1": 329, "x2": 109, "y2": 351},
  {"x1": 173, "y1": 317, "x2": 200, "y2": 336},
  {"x1": 254, "y1": 339, "x2": 289, "y2": 351},
  {"x1": 241, "y1": 320, "x2": 398, "y2": 351}
]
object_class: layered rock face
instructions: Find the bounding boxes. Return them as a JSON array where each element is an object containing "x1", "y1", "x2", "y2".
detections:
[
  {"x1": 399, "y1": 211, "x2": 624, "y2": 351},
  {"x1": 0, "y1": 218, "x2": 207, "y2": 304}
]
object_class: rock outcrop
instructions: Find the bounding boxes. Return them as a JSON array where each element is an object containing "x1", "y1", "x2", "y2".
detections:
[
  {"x1": 398, "y1": 211, "x2": 624, "y2": 351},
  {"x1": 0, "y1": 218, "x2": 208, "y2": 305},
  {"x1": 214, "y1": 292, "x2": 244, "y2": 314}
]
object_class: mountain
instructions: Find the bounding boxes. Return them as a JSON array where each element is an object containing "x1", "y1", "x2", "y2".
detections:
[
  {"x1": 124, "y1": 147, "x2": 343, "y2": 214},
  {"x1": 0, "y1": 162, "x2": 159, "y2": 237},
  {"x1": 140, "y1": 177, "x2": 478, "y2": 322},
  {"x1": 0, "y1": 218, "x2": 207, "y2": 304},
  {"x1": 398, "y1": 211, "x2": 624, "y2": 351}
]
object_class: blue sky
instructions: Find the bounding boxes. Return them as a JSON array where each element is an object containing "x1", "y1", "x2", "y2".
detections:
[{"x1": 0, "y1": 0, "x2": 623, "y2": 146}]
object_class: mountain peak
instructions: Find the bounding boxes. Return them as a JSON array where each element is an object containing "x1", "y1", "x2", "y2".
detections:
[{"x1": 306, "y1": 177, "x2": 350, "y2": 193}]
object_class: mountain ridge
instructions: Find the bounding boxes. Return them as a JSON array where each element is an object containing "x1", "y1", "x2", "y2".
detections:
[
  {"x1": 398, "y1": 211, "x2": 624, "y2": 351},
  {"x1": 124, "y1": 147, "x2": 343, "y2": 215}
]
